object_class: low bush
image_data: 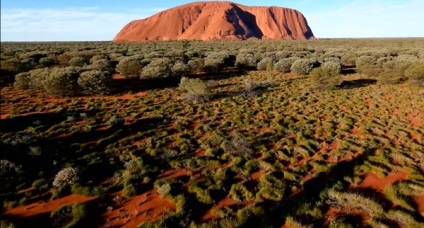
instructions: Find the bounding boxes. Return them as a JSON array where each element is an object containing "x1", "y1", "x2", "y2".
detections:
[
  {"x1": 310, "y1": 62, "x2": 342, "y2": 90},
  {"x1": 229, "y1": 183, "x2": 254, "y2": 202},
  {"x1": 355, "y1": 56, "x2": 379, "y2": 76},
  {"x1": 85, "y1": 59, "x2": 114, "y2": 72},
  {"x1": 171, "y1": 61, "x2": 190, "y2": 77},
  {"x1": 77, "y1": 70, "x2": 112, "y2": 95},
  {"x1": 39, "y1": 56, "x2": 55, "y2": 67},
  {"x1": 69, "y1": 57, "x2": 88, "y2": 67},
  {"x1": 188, "y1": 57, "x2": 205, "y2": 73},
  {"x1": 53, "y1": 167, "x2": 79, "y2": 188},
  {"x1": 14, "y1": 72, "x2": 31, "y2": 89},
  {"x1": 0, "y1": 160, "x2": 24, "y2": 194},
  {"x1": 235, "y1": 52, "x2": 257, "y2": 69},
  {"x1": 115, "y1": 56, "x2": 145, "y2": 78},
  {"x1": 141, "y1": 58, "x2": 172, "y2": 79},
  {"x1": 274, "y1": 57, "x2": 298, "y2": 73},
  {"x1": 290, "y1": 59, "x2": 317, "y2": 75},
  {"x1": 42, "y1": 67, "x2": 80, "y2": 96},
  {"x1": 179, "y1": 77, "x2": 211, "y2": 103},
  {"x1": 222, "y1": 132, "x2": 254, "y2": 156},
  {"x1": 28, "y1": 68, "x2": 50, "y2": 90},
  {"x1": 404, "y1": 61, "x2": 424, "y2": 86},
  {"x1": 257, "y1": 57, "x2": 274, "y2": 71},
  {"x1": 203, "y1": 51, "x2": 235, "y2": 72},
  {"x1": 50, "y1": 203, "x2": 87, "y2": 228}
]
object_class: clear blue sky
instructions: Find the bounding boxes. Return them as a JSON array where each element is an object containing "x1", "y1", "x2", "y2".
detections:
[{"x1": 2, "y1": 0, "x2": 424, "y2": 41}]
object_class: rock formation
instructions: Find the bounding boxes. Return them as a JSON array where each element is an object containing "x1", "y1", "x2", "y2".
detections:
[{"x1": 113, "y1": 1, "x2": 315, "y2": 42}]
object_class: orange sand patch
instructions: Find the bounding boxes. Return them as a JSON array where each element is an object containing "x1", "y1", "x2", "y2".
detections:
[
  {"x1": 101, "y1": 190, "x2": 175, "y2": 227},
  {"x1": 322, "y1": 141, "x2": 339, "y2": 150},
  {"x1": 353, "y1": 170, "x2": 408, "y2": 192},
  {"x1": 350, "y1": 127, "x2": 360, "y2": 134},
  {"x1": 3, "y1": 194, "x2": 96, "y2": 218},
  {"x1": 202, "y1": 198, "x2": 235, "y2": 221},
  {"x1": 325, "y1": 208, "x2": 370, "y2": 226},
  {"x1": 251, "y1": 170, "x2": 264, "y2": 180},
  {"x1": 410, "y1": 118, "x2": 422, "y2": 127},
  {"x1": 158, "y1": 169, "x2": 190, "y2": 179},
  {"x1": 414, "y1": 196, "x2": 424, "y2": 214}
]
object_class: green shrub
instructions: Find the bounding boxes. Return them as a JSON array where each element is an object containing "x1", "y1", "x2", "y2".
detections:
[
  {"x1": 39, "y1": 56, "x2": 55, "y2": 67},
  {"x1": 404, "y1": 61, "x2": 424, "y2": 86},
  {"x1": 89, "y1": 54, "x2": 108, "y2": 64},
  {"x1": 171, "y1": 61, "x2": 190, "y2": 77},
  {"x1": 235, "y1": 52, "x2": 257, "y2": 69},
  {"x1": 310, "y1": 62, "x2": 342, "y2": 90},
  {"x1": 1, "y1": 58, "x2": 29, "y2": 74},
  {"x1": 141, "y1": 58, "x2": 172, "y2": 79},
  {"x1": 222, "y1": 132, "x2": 253, "y2": 156},
  {"x1": 229, "y1": 183, "x2": 254, "y2": 202},
  {"x1": 0, "y1": 220, "x2": 15, "y2": 228},
  {"x1": 377, "y1": 57, "x2": 416, "y2": 84},
  {"x1": 355, "y1": 56, "x2": 379, "y2": 76},
  {"x1": 0, "y1": 160, "x2": 24, "y2": 194},
  {"x1": 290, "y1": 59, "x2": 316, "y2": 75},
  {"x1": 77, "y1": 70, "x2": 112, "y2": 95},
  {"x1": 115, "y1": 56, "x2": 145, "y2": 78},
  {"x1": 179, "y1": 77, "x2": 211, "y2": 103},
  {"x1": 257, "y1": 57, "x2": 274, "y2": 71},
  {"x1": 69, "y1": 57, "x2": 88, "y2": 67},
  {"x1": 274, "y1": 57, "x2": 298, "y2": 72},
  {"x1": 32, "y1": 178, "x2": 49, "y2": 191},
  {"x1": 43, "y1": 67, "x2": 80, "y2": 96},
  {"x1": 203, "y1": 51, "x2": 234, "y2": 72},
  {"x1": 188, "y1": 57, "x2": 204, "y2": 73},
  {"x1": 14, "y1": 72, "x2": 30, "y2": 89},
  {"x1": 123, "y1": 183, "x2": 137, "y2": 197},
  {"x1": 28, "y1": 68, "x2": 50, "y2": 90},
  {"x1": 154, "y1": 179, "x2": 173, "y2": 198},
  {"x1": 85, "y1": 59, "x2": 114, "y2": 72},
  {"x1": 50, "y1": 203, "x2": 87, "y2": 228}
]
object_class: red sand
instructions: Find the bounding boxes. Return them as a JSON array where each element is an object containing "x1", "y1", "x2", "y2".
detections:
[
  {"x1": 414, "y1": 196, "x2": 424, "y2": 214},
  {"x1": 3, "y1": 194, "x2": 96, "y2": 218},
  {"x1": 101, "y1": 190, "x2": 175, "y2": 227},
  {"x1": 410, "y1": 118, "x2": 422, "y2": 127},
  {"x1": 202, "y1": 198, "x2": 235, "y2": 221},
  {"x1": 352, "y1": 170, "x2": 409, "y2": 192}
]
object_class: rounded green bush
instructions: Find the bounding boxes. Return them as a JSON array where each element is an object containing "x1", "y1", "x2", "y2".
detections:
[
  {"x1": 274, "y1": 57, "x2": 298, "y2": 73},
  {"x1": 310, "y1": 62, "x2": 343, "y2": 91},
  {"x1": 69, "y1": 57, "x2": 87, "y2": 67},
  {"x1": 257, "y1": 57, "x2": 274, "y2": 71},
  {"x1": 43, "y1": 67, "x2": 80, "y2": 96},
  {"x1": 404, "y1": 62, "x2": 424, "y2": 86},
  {"x1": 77, "y1": 70, "x2": 112, "y2": 95},
  {"x1": 235, "y1": 53, "x2": 257, "y2": 69},
  {"x1": 141, "y1": 58, "x2": 172, "y2": 79},
  {"x1": 39, "y1": 57, "x2": 55, "y2": 67},
  {"x1": 28, "y1": 68, "x2": 50, "y2": 90},
  {"x1": 14, "y1": 72, "x2": 31, "y2": 89},
  {"x1": 115, "y1": 56, "x2": 145, "y2": 78},
  {"x1": 290, "y1": 59, "x2": 316, "y2": 75}
]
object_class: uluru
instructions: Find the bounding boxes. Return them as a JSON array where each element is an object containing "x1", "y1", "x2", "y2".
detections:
[{"x1": 113, "y1": 1, "x2": 315, "y2": 42}]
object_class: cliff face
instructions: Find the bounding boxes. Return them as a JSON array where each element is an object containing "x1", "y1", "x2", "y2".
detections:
[{"x1": 113, "y1": 1, "x2": 315, "y2": 42}]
